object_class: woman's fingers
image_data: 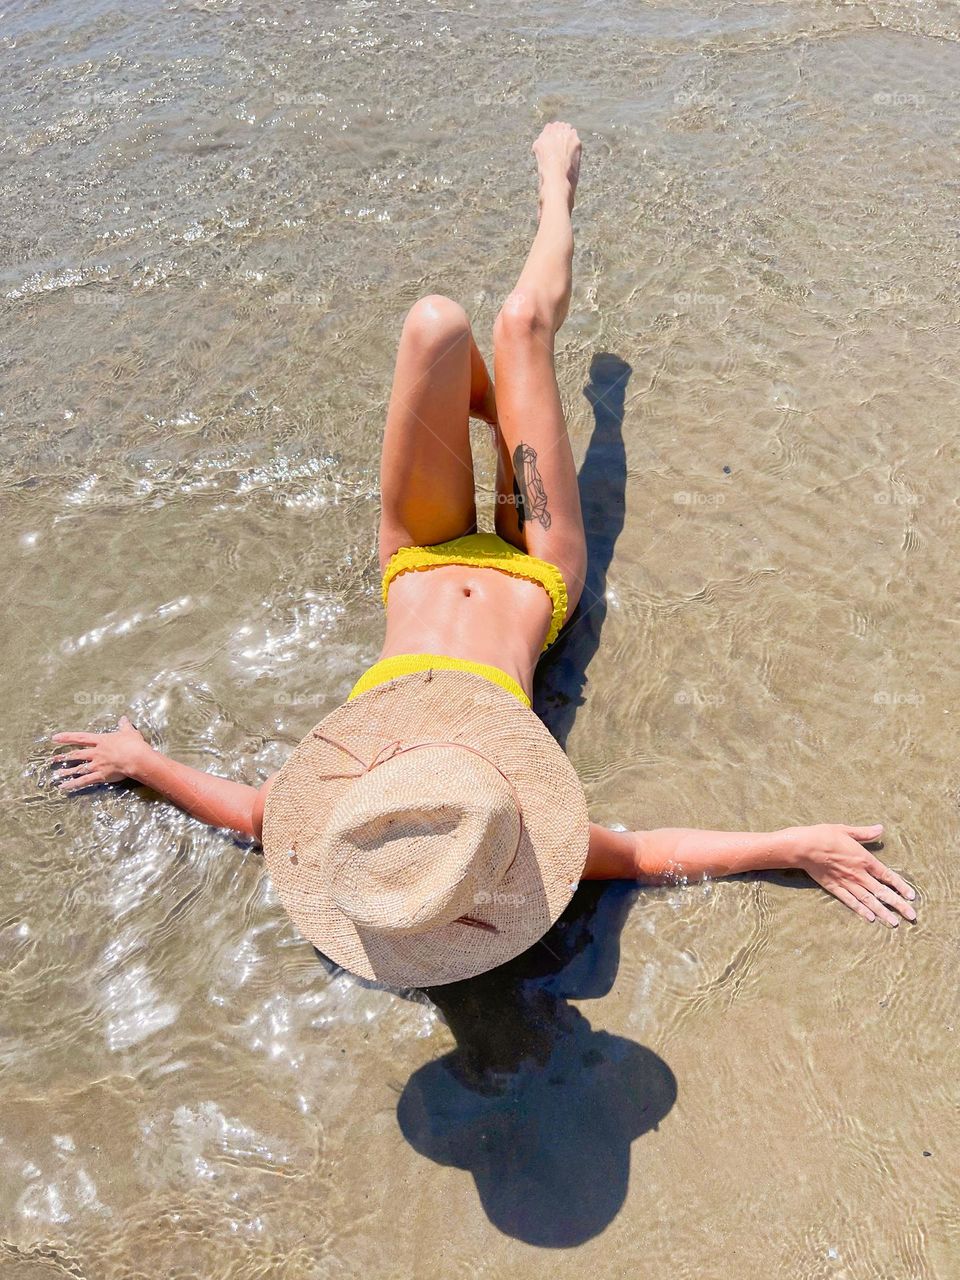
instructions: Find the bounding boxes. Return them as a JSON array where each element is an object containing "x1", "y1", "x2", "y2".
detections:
[
  {"x1": 868, "y1": 857, "x2": 916, "y2": 902},
  {"x1": 57, "y1": 762, "x2": 96, "y2": 778},
  {"x1": 51, "y1": 732, "x2": 101, "y2": 746},
  {"x1": 827, "y1": 867, "x2": 917, "y2": 928},
  {"x1": 863, "y1": 877, "x2": 916, "y2": 922},
  {"x1": 838, "y1": 827, "x2": 918, "y2": 916},
  {"x1": 845, "y1": 823, "x2": 884, "y2": 843},
  {"x1": 832, "y1": 884, "x2": 877, "y2": 923},
  {"x1": 849, "y1": 884, "x2": 901, "y2": 928},
  {"x1": 51, "y1": 751, "x2": 94, "y2": 764},
  {"x1": 59, "y1": 771, "x2": 105, "y2": 793}
]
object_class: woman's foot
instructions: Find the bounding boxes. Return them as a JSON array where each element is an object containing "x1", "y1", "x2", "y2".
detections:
[{"x1": 533, "y1": 121, "x2": 581, "y2": 216}]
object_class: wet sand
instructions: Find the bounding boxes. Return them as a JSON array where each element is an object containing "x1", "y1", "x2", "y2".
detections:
[{"x1": 3, "y1": 0, "x2": 959, "y2": 1275}]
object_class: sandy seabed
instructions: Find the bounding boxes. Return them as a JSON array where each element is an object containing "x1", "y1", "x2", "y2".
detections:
[{"x1": 2, "y1": 0, "x2": 959, "y2": 1275}]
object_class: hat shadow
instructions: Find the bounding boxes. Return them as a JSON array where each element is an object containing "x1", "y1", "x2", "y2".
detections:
[
  {"x1": 397, "y1": 357, "x2": 676, "y2": 1247},
  {"x1": 400, "y1": 882, "x2": 676, "y2": 1247}
]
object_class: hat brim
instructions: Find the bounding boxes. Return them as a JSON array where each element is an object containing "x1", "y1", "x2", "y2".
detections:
[{"x1": 262, "y1": 668, "x2": 589, "y2": 987}]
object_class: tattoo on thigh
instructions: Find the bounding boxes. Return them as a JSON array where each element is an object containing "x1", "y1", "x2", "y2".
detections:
[{"x1": 512, "y1": 441, "x2": 552, "y2": 532}]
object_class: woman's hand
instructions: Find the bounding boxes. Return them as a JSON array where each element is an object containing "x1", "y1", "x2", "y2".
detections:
[
  {"x1": 50, "y1": 715, "x2": 153, "y2": 792},
  {"x1": 781, "y1": 823, "x2": 917, "y2": 927}
]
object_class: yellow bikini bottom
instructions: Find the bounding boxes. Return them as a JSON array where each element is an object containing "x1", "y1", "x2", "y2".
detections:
[
  {"x1": 349, "y1": 653, "x2": 530, "y2": 707},
  {"x1": 346, "y1": 533, "x2": 570, "y2": 709}
]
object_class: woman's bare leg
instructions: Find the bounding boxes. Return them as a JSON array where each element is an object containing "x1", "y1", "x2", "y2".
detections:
[
  {"x1": 378, "y1": 294, "x2": 495, "y2": 572},
  {"x1": 492, "y1": 122, "x2": 587, "y2": 613}
]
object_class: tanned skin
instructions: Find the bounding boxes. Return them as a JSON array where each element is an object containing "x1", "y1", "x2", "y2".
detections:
[{"x1": 50, "y1": 124, "x2": 917, "y2": 929}]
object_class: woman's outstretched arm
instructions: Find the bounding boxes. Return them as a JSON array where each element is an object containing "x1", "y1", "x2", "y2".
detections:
[
  {"x1": 51, "y1": 716, "x2": 274, "y2": 841},
  {"x1": 585, "y1": 821, "x2": 917, "y2": 927}
]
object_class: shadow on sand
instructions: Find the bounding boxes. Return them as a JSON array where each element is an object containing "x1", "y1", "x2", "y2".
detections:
[
  {"x1": 533, "y1": 351, "x2": 632, "y2": 750},
  {"x1": 397, "y1": 354, "x2": 678, "y2": 1246}
]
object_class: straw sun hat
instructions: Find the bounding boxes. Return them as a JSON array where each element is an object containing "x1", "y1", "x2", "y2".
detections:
[{"x1": 262, "y1": 667, "x2": 589, "y2": 987}]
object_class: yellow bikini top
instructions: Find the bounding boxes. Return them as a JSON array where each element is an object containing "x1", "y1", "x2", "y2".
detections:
[{"x1": 381, "y1": 532, "x2": 568, "y2": 653}]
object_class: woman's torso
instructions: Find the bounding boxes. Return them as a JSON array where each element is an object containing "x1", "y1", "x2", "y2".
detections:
[{"x1": 379, "y1": 563, "x2": 554, "y2": 701}]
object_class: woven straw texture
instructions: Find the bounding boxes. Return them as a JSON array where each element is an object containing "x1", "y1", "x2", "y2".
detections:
[{"x1": 262, "y1": 668, "x2": 589, "y2": 987}]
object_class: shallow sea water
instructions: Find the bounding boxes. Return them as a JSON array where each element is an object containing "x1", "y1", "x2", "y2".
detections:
[{"x1": 3, "y1": 0, "x2": 960, "y2": 1275}]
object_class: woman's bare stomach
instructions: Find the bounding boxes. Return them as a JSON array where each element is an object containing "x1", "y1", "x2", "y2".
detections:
[{"x1": 379, "y1": 563, "x2": 554, "y2": 699}]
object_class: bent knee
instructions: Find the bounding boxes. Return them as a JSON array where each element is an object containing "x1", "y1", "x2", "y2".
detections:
[
  {"x1": 403, "y1": 294, "x2": 470, "y2": 351},
  {"x1": 494, "y1": 291, "x2": 555, "y2": 344}
]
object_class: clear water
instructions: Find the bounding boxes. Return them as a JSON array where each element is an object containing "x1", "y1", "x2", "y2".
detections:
[{"x1": 3, "y1": 0, "x2": 959, "y2": 1274}]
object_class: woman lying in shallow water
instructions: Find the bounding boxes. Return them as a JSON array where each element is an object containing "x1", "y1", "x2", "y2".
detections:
[{"x1": 51, "y1": 124, "x2": 916, "y2": 987}]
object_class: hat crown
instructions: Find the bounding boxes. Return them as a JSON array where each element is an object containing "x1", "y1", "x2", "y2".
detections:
[
  {"x1": 261, "y1": 667, "x2": 590, "y2": 987},
  {"x1": 319, "y1": 745, "x2": 520, "y2": 937}
]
